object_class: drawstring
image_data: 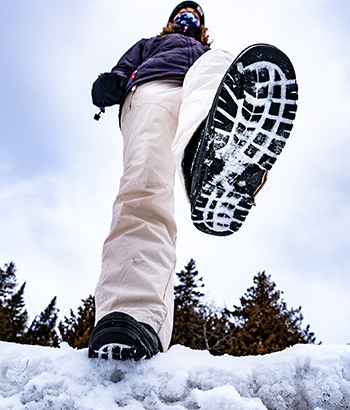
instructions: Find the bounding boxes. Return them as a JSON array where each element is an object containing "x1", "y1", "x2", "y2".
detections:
[{"x1": 94, "y1": 107, "x2": 105, "y2": 121}]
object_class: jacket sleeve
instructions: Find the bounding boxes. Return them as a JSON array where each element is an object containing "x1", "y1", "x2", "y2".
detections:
[
  {"x1": 111, "y1": 38, "x2": 148, "y2": 79},
  {"x1": 91, "y1": 38, "x2": 147, "y2": 108}
]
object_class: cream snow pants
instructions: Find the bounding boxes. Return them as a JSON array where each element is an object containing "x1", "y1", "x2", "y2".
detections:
[{"x1": 95, "y1": 49, "x2": 235, "y2": 351}]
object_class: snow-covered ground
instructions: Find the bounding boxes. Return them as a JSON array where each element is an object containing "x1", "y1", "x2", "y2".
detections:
[{"x1": 0, "y1": 342, "x2": 349, "y2": 410}]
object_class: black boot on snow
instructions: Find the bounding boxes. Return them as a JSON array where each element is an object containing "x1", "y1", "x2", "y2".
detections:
[
  {"x1": 88, "y1": 312, "x2": 163, "y2": 360},
  {"x1": 188, "y1": 43, "x2": 298, "y2": 236}
]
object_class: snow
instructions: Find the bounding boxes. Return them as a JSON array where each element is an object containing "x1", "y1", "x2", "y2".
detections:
[{"x1": 0, "y1": 342, "x2": 350, "y2": 410}]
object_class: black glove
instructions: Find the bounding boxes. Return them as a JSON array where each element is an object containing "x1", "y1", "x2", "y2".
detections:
[{"x1": 91, "y1": 73, "x2": 128, "y2": 108}]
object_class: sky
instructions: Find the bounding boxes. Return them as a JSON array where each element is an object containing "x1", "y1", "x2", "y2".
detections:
[{"x1": 0, "y1": 0, "x2": 349, "y2": 345}]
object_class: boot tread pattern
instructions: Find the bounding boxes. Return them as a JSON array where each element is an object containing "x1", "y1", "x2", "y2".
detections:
[
  {"x1": 192, "y1": 45, "x2": 298, "y2": 235},
  {"x1": 91, "y1": 343, "x2": 140, "y2": 361}
]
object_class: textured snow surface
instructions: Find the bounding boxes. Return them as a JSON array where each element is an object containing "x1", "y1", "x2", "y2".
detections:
[{"x1": 0, "y1": 342, "x2": 350, "y2": 410}]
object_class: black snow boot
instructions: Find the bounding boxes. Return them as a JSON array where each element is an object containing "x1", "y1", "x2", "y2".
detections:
[
  {"x1": 88, "y1": 312, "x2": 163, "y2": 360},
  {"x1": 187, "y1": 43, "x2": 298, "y2": 236}
]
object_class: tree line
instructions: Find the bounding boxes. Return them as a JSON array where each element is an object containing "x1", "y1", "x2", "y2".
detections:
[{"x1": 0, "y1": 260, "x2": 317, "y2": 355}]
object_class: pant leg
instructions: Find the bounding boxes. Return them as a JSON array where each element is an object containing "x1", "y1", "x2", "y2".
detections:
[
  {"x1": 172, "y1": 49, "x2": 236, "y2": 198},
  {"x1": 95, "y1": 79, "x2": 182, "y2": 351}
]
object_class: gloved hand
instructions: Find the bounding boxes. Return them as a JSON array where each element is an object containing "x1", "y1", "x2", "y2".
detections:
[{"x1": 91, "y1": 73, "x2": 128, "y2": 108}]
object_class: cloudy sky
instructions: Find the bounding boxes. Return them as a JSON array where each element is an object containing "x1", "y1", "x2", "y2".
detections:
[{"x1": 1, "y1": 0, "x2": 349, "y2": 345}]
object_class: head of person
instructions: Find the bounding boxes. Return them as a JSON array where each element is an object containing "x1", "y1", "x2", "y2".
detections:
[{"x1": 158, "y1": 2, "x2": 210, "y2": 46}]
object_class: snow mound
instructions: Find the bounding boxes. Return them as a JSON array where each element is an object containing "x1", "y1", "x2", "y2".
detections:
[{"x1": 0, "y1": 342, "x2": 349, "y2": 409}]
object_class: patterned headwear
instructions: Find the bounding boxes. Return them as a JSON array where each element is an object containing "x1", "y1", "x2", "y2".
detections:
[{"x1": 168, "y1": 1, "x2": 205, "y2": 26}]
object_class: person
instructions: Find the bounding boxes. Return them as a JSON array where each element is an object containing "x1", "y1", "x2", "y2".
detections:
[{"x1": 88, "y1": 1, "x2": 298, "y2": 360}]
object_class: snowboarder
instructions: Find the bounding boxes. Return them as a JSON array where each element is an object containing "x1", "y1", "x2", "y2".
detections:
[{"x1": 88, "y1": 1, "x2": 298, "y2": 360}]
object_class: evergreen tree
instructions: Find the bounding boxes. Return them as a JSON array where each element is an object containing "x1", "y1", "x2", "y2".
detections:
[
  {"x1": 0, "y1": 262, "x2": 17, "y2": 298},
  {"x1": 0, "y1": 261, "x2": 317, "y2": 357},
  {"x1": 195, "y1": 303, "x2": 235, "y2": 356},
  {"x1": 59, "y1": 295, "x2": 95, "y2": 349},
  {"x1": 170, "y1": 259, "x2": 233, "y2": 355},
  {"x1": 171, "y1": 259, "x2": 204, "y2": 348},
  {"x1": 26, "y1": 297, "x2": 59, "y2": 347},
  {"x1": 6, "y1": 282, "x2": 28, "y2": 343},
  {"x1": 0, "y1": 263, "x2": 28, "y2": 343},
  {"x1": 229, "y1": 271, "x2": 316, "y2": 356},
  {"x1": 174, "y1": 259, "x2": 204, "y2": 309}
]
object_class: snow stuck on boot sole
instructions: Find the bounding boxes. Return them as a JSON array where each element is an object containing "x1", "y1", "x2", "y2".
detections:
[{"x1": 191, "y1": 44, "x2": 298, "y2": 236}]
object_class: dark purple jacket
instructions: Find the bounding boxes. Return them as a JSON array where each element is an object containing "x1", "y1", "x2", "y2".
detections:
[{"x1": 111, "y1": 33, "x2": 210, "y2": 104}]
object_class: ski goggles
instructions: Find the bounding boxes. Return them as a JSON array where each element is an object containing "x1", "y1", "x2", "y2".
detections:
[{"x1": 173, "y1": 11, "x2": 200, "y2": 29}]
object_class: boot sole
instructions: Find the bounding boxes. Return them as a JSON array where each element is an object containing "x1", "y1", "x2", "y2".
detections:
[
  {"x1": 190, "y1": 43, "x2": 298, "y2": 236},
  {"x1": 88, "y1": 312, "x2": 161, "y2": 361},
  {"x1": 89, "y1": 343, "x2": 139, "y2": 360}
]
